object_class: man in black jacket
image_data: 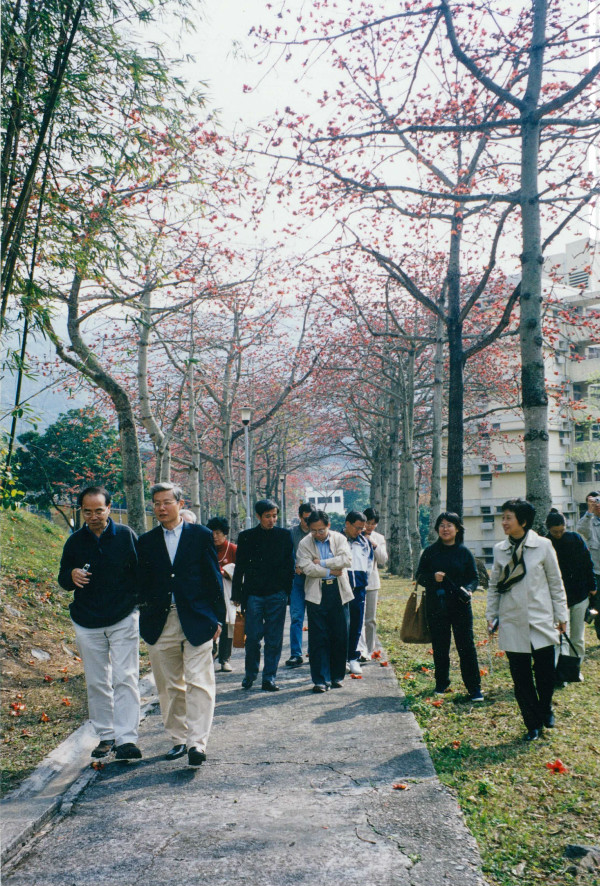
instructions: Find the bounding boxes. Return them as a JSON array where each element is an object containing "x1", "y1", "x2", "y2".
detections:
[
  {"x1": 232, "y1": 499, "x2": 294, "y2": 691},
  {"x1": 58, "y1": 486, "x2": 141, "y2": 761},
  {"x1": 137, "y1": 483, "x2": 225, "y2": 767}
]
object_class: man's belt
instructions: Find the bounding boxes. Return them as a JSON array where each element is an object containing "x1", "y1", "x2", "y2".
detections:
[{"x1": 321, "y1": 578, "x2": 338, "y2": 586}]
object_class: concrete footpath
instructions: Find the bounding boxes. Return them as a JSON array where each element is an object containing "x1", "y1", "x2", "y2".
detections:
[{"x1": 2, "y1": 634, "x2": 486, "y2": 885}]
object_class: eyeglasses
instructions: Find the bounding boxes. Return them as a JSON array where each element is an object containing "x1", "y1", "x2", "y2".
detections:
[
  {"x1": 309, "y1": 527, "x2": 328, "y2": 534},
  {"x1": 153, "y1": 499, "x2": 178, "y2": 508}
]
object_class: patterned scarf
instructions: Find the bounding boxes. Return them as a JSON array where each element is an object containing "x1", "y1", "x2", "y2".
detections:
[{"x1": 496, "y1": 533, "x2": 528, "y2": 594}]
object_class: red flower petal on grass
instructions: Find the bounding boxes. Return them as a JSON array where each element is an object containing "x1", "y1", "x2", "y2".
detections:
[
  {"x1": 546, "y1": 759, "x2": 569, "y2": 774},
  {"x1": 494, "y1": 650, "x2": 505, "y2": 658},
  {"x1": 380, "y1": 661, "x2": 389, "y2": 667},
  {"x1": 431, "y1": 699, "x2": 443, "y2": 708},
  {"x1": 43, "y1": 675, "x2": 53, "y2": 682},
  {"x1": 403, "y1": 672, "x2": 414, "y2": 679},
  {"x1": 480, "y1": 667, "x2": 488, "y2": 676},
  {"x1": 350, "y1": 674, "x2": 363, "y2": 679},
  {"x1": 452, "y1": 740, "x2": 461, "y2": 749},
  {"x1": 371, "y1": 651, "x2": 382, "y2": 659},
  {"x1": 61, "y1": 697, "x2": 72, "y2": 706},
  {"x1": 40, "y1": 712, "x2": 50, "y2": 722},
  {"x1": 392, "y1": 783, "x2": 409, "y2": 790}
]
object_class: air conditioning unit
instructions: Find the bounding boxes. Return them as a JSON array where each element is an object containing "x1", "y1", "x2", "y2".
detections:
[
  {"x1": 559, "y1": 436, "x2": 569, "y2": 446},
  {"x1": 479, "y1": 480, "x2": 492, "y2": 488},
  {"x1": 562, "y1": 477, "x2": 572, "y2": 486},
  {"x1": 481, "y1": 522, "x2": 495, "y2": 531},
  {"x1": 556, "y1": 355, "x2": 566, "y2": 365}
]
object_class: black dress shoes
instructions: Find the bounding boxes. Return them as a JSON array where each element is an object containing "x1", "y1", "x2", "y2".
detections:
[
  {"x1": 544, "y1": 711, "x2": 556, "y2": 728},
  {"x1": 330, "y1": 680, "x2": 343, "y2": 689},
  {"x1": 187, "y1": 747, "x2": 206, "y2": 767},
  {"x1": 261, "y1": 680, "x2": 279, "y2": 691},
  {"x1": 165, "y1": 744, "x2": 187, "y2": 761},
  {"x1": 91, "y1": 740, "x2": 115, "y2": 758},
  {"x1": 114, "y1": 743, "x2": 142, "y2": 760},
  {"x1": 312, "y1": 684, "x2": 328, "y2": 693},
  {"x1": 241, "y1": 676, "x2": 254, "y2": 690},
  {"x1": 524, "y1": 728, "x2": 540, "y2": 742}
]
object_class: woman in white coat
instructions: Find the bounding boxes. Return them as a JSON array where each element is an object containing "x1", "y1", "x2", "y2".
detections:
[{"x1": 486, "y1": 498, "x2": 568, "y2": 742}]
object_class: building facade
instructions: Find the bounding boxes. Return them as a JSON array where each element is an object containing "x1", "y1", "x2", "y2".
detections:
[{"x1": 444, "y1": 239, "x2": 600, "y2": 565}]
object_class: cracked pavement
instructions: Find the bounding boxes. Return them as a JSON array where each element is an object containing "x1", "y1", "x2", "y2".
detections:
[{"x1": 3, "y1": 642, "x2": 486, "y2": 885}]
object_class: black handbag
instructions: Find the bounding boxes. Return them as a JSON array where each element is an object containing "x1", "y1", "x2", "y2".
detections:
[{"x1": 555, "y1": 633, "x2": 581, "y2": 683}]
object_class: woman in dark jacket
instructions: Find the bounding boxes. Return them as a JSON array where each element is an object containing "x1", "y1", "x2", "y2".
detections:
[
  {"x1": 416, "y1": 512, "x2": 482, "y2": 701},
  {"x1": 545, "y1": 510, "x2": 595, "y2": 668}
]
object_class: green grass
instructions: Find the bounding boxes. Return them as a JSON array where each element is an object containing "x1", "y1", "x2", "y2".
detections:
[{"x1": 377, "y1": 577, "x2": 600, "y2": 886}]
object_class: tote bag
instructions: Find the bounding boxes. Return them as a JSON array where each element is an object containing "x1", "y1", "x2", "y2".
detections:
[
  {"x1": 400, "y1": 584, "x2": 431, "y2": 644},
  {"x1": 232, "y1": 612, "x2": 246, "y2": 648},
  {"x1": 555, "y1": 632, "x2": 580, "y2": 683}
]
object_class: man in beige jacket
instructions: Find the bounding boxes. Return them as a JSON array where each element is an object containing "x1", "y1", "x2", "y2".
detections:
[{"x1": 296, "y1": 510, "x2": 352, "y2": 693}]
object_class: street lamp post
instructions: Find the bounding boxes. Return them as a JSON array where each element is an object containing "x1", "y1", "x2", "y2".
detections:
[
  {"x1": 241, "y1": 407, "x2": 252, "y2": 529},
  {"x1": 279, "y1": 472, "x2": 286, "y2": 528}
]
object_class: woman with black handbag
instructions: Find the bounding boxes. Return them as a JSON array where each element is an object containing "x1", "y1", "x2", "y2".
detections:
[
  {"x1": 486, "y1": 499, "x2": 568, "y2": 742},
  {"x1": 416, "y1": 512, "x2": 483, "y2": 702},
  {"x1": 545, "y1": 509, "x2": 595, "y2": 681}
]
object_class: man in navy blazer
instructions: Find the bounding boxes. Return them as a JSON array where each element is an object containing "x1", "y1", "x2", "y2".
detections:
[{"x1": 137, "y1": 483, "x2": 225, "y2": 767}]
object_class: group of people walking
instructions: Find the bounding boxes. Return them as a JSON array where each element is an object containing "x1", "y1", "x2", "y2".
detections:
[
  {"x1": 58, "y1": 482, "x2": 598, "y2": 768},
  {"x1": 57, "y1": 486, "x2": 389, "y2": 766},
  {"x1": 418, "y1": 496, "x2": 598, "y2": 741}
]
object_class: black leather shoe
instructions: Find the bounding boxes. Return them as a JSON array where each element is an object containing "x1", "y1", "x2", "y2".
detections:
[
  {"x1": 165, "y1": 744, "x2": 187, "y2": 761},
  {"x1": 188, "y1": 747, "x2": 206, "y2": 767},
  {"x1": 261, "y1": 680, "x2": 279, "y2": 691},
  {"x1": 524, "y1": 728, "x2": 540, "y2": 742},
  {"x1": 544, "y1": 711, "x2": 556, "y2": 728},
  {"x1": 312, "y1": 684, "x2": 328, "y2": 693},
  {"x1": 285, "y1": 655, "x2": 303, "y2": 668},
  {"x1": 330, "y1": 680, "x2": 343, "y2": 688},
  {"x1": 241, "y1": 677, "x2": 254, "y2": 690},
  {"x1": 91, "y1": 740, "x2": 115, "y2": 758},
  {"x1": 114, "y1": 743, "x2": 142, "y2": 760}
]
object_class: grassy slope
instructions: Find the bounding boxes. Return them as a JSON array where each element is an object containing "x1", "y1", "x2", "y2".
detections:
[
  {"x1": 377, "y1": 577, "x2": 599, "y2": 886},
  {"x1": 0, "y1": 510, "x2": 90, "y2": 796}
]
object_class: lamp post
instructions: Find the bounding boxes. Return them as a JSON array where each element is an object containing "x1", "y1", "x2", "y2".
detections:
[
  {"x1": 279, "y1": 472, "x2": 286, "y2": 528},
  {"x1": 241, "y1": 407, "x2": 252, "y2": 529}
]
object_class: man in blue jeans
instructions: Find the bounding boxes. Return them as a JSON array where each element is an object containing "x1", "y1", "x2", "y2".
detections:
[
  {"x1": 232, "y1": 500, "x2": 294, "y2": 691},
  {"x1": 286, "y1": 502, "x2": 316, "y2": 668}
]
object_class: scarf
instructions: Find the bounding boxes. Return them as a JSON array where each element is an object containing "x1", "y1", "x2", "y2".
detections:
[{"x1": 496, "y1": 533, "x2": 528, "y2": 594}]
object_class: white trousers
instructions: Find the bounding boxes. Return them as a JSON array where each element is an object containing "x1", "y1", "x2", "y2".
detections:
[
  {"x1": 72, "y1": 611, "x2": 140, "y2": 746},
  {"x1": 357, "y1": 589, "x2": 380, "y2": 655},
  {"x1": 568, "y1": 597, "x2": 588, "y2": 663},
  {"x1": 147, "y1": 606, "x2": 216, "y2": 752}
]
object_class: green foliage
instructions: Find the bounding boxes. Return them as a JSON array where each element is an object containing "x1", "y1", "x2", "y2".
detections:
[
  {"x1": 15, "y1": 407, "x2": 123, "y2": 516},
  {"x1": 0, "y1": 432, "x2": 25, "y2": 510}
]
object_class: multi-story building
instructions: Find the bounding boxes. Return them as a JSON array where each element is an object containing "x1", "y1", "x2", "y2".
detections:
[
  {"x1": 304, "y1": 484, "x2": 345, "y2": 514},
  {"x1": 444, "y1": 239, "x2": 600, "y2": 566}
]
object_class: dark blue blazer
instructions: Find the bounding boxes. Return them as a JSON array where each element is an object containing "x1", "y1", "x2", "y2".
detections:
[{"x1": 136, "y1": 521, "x2": 225, "y2": 647}]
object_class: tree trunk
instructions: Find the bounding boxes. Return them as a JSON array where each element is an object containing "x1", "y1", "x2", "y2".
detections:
[
  {"x1": 51, "y1": 273, "x2": 146, "y2": 536},
  {"x1": 519, "y1": 2, "x2": 551, "y2": 528},
  {"x1": 445, "y1": 210, "x2": 465, "y2": 517},
  {"x1": 428, "y1": 314, "x2": 445, "y2": 541}
]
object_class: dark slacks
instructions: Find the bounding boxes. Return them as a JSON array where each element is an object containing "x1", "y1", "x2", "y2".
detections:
[
  {"x1": 307, "y1": 581, "x2": 350, "y2": 686},
  {"x1": 506, "y1": 644, "x2": 555, "y2": 731},
  {"x1": 425, "y1": 592, "x2": 480, "y2": 695},
  {"x1": 244, "y1": 591, "x2": 287, "y2": 683},
  {"x1": 347, "y1": 584, "x2": 367, "y2": 662}
]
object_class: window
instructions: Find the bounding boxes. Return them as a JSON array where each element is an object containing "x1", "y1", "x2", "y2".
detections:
[
  {"x1": 318, "y1": 496, "x2": 332, "y2": 505},
  {"x1": 308, "y1": 497, "x2": 316, "y2": 504},
  {"x1": 492, "y1": 423, "x2": 501, "y2": 431},
  {"x1": 480, "y1": 473, "x2": 492, "y2": 483},
  {"x1": 594, "y1": 463, "x2": 600, "y2": 483},
  {"x1": 577, "y1": 464, "x2": 591, "y2": 484},
  {"x1": 479, "y1": 464, "x2": 490, "y2": 473},
  {"x1": 575, "y1": 424, "x2": 587, "y2": 443},
  {"x1": 482, "y1": 515, "x2": 495, "y2": 524},
  {"x1": 334, "y1": 496, "x2": 341, "y2": 503},
  {"x1": 482, "y1": 547, "x2": 494, "y2": 556},
  {"x1": 481, "y1": 506, "x2": 491, "y2": 514}
]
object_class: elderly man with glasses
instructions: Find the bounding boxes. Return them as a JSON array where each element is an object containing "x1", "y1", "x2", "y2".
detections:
[
  {"x1": 137, "y1": 483, "x2": 225, "y2": 767},
  {"x1": 295, "y1": 510, "x2": 353, "y2": 693}
]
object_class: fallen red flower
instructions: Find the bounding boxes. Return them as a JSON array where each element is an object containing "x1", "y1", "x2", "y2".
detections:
[
  {"x1": 371, "y1": 651, "x2": 382, "y2": 659},
  {"x1": 43, "y1": 675, "x2": 53, "y2": 683},
  {"x1": 452, "y1": 740, "x2": 461, "y2": 749},
  {"x1": 90, "y1": 761, "x2": 105, "y2": 770},
  {"x1": 546, "y1": 759, "x2": 569, "y2": 774},
  {"x1": 61, "y1": 697, "x2": 72, "y2": 706},
  {"x1": 40, "y1": 712, "x2": 50, "y2": 722},
  {"x1": 392, "y1": 783, "x2": 409, "y2": 790},
  {"x1": 431, "y1": 699, "x2": 443, "y2": 708},
  {"x1": 480, "y1": 667, "x2": 489, "y2": 676},
  {"x1": 350, "y1": 674, "x2": 363, "y2": 679},
  {"x1": 380, "y1": 661, "x2": 389, "y2": 667}
]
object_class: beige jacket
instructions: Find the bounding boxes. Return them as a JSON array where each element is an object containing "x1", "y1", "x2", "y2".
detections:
[
  {"x1": 366, "y1": 530, "x2": 388, "y2": 591},
  {"x1": 296, "y1": 531, "x2": 353, "y2": 605},
  {"x1": 486, "y1": 530, "x2": 568, "y2": 653}
]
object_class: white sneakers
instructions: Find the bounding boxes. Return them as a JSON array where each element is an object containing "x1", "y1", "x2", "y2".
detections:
[{"x1": 348, "y1": 659, "x2": 363, "y2": 676}]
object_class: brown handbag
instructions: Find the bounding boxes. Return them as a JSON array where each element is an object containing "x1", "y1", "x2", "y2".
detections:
[
  {"x1": 232, "y1": 611, "x2": 246, "y2": 648},
  {"x1": 400, "y1": 583, "x2": 431, "y2": 644}
]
